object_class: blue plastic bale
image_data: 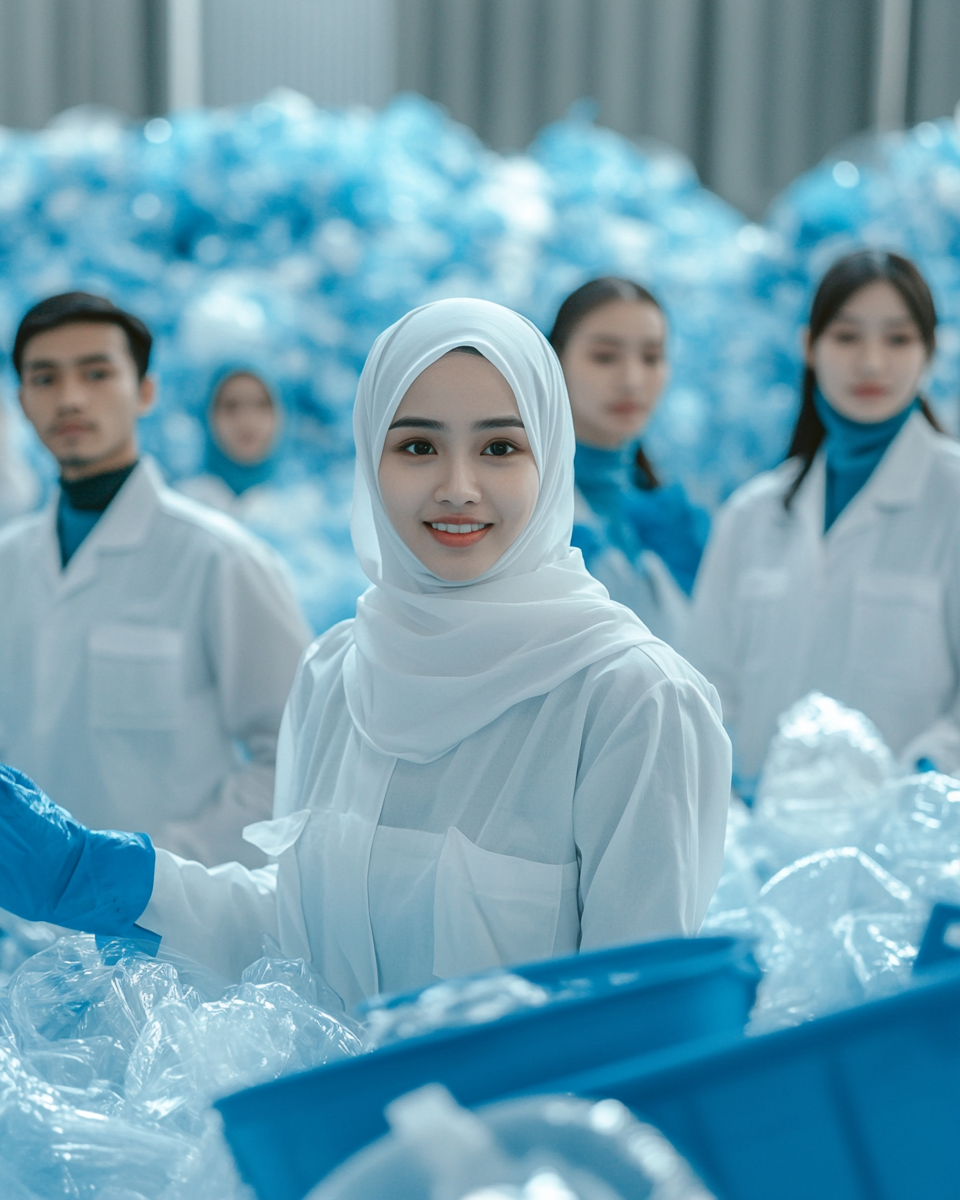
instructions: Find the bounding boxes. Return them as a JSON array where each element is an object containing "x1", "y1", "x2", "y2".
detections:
[{"x1": 214, "y1": 935, "x2": 759, "y2": 1200}]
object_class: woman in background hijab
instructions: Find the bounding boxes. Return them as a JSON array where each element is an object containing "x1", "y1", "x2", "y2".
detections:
[
  {"x1": 0, "y1": 298, "x2": 730, "y2": 1009},
  {"x1": 178, "y1": 365, "x2": 283, "y2": 514}
]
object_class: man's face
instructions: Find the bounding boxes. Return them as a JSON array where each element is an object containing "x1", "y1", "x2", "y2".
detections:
[{"x1": 19, "y1": 322, "x2": 154, "y2": 480}]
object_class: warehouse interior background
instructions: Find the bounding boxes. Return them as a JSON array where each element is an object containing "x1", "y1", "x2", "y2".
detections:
[{"x1": 1, "y1": 0, "x2": 959, "y2": 218}]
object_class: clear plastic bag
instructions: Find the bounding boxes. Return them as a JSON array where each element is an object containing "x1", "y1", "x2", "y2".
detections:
[
  {"x1": 752, "y1": 693, "x2": 896, "y2": 873},
  {"x1": 0, "y1": 934, "x2": 362, "y2": 1198},
  {"x1": 309, "y1": 1084, "x2": 715, "y2": 1200},
  {"x1": 704, "y1": 696, "x2": 951, "y2": 1033},
  {"x1": 361, "y1": 973, "x2": 551, "y2": 1051}
]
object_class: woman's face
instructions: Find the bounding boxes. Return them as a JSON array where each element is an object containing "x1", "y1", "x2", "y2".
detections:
[
  {"x1": 378, "y1": 352, "x2": 540, "y2": 582},
  {"x1": 211, "y1": 372, "x2": 278, "y2": 464},
  {"x1": 559, "y1": 299, "x2": 669, "y2": 448},
  {"x1": 807, "y1": 280, "x2": 931, "y2": 423}
]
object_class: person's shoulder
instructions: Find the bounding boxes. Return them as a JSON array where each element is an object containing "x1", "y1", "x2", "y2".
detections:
[
  {"x1": 721, "y1": 461, "x2": 797, "y2": 514},
  {"x1": 154, "y1": 479, "x2": 275, "y2": 561},
  {"x1": 287, "y1": 619, "x2": 355, "y2": 717},
  {"x1": 581, "y1": 636, "x2": 720, "y2": 714},
  {"x1": 924, "y1": 423, "x2": 960, "y2": 479},
  {"x1": 302, "y1": 618, "x2": 355, "y2": 668},
  {"x1": 0, "y1": 508, "x2": 47, "y2": 557}
]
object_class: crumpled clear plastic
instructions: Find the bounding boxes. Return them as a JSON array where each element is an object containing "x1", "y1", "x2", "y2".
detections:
[
  {"x1": 361, "y1": 973, "x2": 551, "y2": 1050},
  {"x1": 310, "y1": 1084, "x2": 715, "y2": 1200},
  {"x1": 750, "y1": 692, "x2": 896, "y2": 875},
  {"x1": 703, "y1": 694, "x2": 957, "y2": 1033},
  {"x1": 0, "y1": 934, "x2": 362, "y2": 1198}
]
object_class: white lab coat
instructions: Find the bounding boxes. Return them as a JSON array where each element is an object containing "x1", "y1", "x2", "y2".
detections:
[
  {"x1": 140, "y1": 625, "x2": 731, "y2": 1003},
  {"x1": 573, "y1": 488, "x2": 689, "y2": 647},
  {"x1": 685, "y1": 411, "x2": 960, "y2": 785},
  {"x1": 0, "y1": 458, "x2": 312, "y2": 867},
  {"x1": 176, "y1": 473, "x2": 269, "y2": 520}
]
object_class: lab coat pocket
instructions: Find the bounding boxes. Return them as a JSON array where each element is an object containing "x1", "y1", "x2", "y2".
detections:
[
  {"x1": 738, "y1": 568, "x2": 790, "y2": 672},
  {"x1": 849, "y1": 573, "x2": 947, "y2": 690},
  {"x1": 88, "y1": 624, "x2": 183, "y2": 731},
  {"x1": 433, "y1": 826, "x2": 579, "y2": 979}
]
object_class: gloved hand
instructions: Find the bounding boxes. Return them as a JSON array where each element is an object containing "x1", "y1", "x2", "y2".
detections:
[{"x1": 0, "y1": 763, "x2": 158, "y2": 948}]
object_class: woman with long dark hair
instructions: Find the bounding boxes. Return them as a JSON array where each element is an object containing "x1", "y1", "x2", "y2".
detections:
[
  {"x1": 686, "y1": 249, "x2": 960, "y2": 795},
  {"x1": 549, "y1": 278, "x2": 709, "y2": 643}
]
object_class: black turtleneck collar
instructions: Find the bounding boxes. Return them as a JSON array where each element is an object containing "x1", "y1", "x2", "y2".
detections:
[{"x1": 60, "y1": 461, "x2": 138, "y2": 512}]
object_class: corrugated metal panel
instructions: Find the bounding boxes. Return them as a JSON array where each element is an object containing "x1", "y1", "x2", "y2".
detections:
[
  {"x1": 397, "y1": 0, "x2": 886, "y2": 217},
  {"x1": 0, "y1": 0, "x2": 162, "y2": 129},
  {"x1": 201, "y1": 0, "x2": 397, "y2": 109}
]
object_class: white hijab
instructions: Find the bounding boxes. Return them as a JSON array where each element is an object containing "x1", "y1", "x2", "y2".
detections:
[{"x1": 343, "y1": 297, "x2": 657, "y2": 763}]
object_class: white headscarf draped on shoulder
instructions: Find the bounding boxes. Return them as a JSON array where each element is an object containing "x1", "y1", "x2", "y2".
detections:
[{"x1": 344, "y1": 297, "x2": 658, "y2": 763}]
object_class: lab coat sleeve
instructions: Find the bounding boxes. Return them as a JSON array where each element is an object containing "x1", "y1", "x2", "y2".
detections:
[
  {"x1": 574, "y1": 660, "x2": 731, "y2": 947},
  {"x1": 683, "y1": 500, "x2": 746, "y2": 736},
  {"x1": 138, "y1": 848, "x2": 280, "y2": 981},
  {"x1": 897, "y1": 533, "x2": 960, "y2": 776},
  {"x1": 154, "y1": 541, "x2": 313, "y2": 868}
]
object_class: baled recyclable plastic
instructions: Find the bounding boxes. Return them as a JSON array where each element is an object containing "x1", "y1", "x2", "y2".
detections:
[
  {"x1": 309, "y1": 1083, "x2": 715, "y2": 1200},
  {"x1": 0, "y1": 934, "x2": 361, "y2": 1198},
  {"x1": 704, "y1": 693, "x2": 959, "y2": 1032}
]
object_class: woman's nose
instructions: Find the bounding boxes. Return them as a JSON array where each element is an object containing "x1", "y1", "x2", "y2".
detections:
[{"x1": 435, "y1": 454, "x2": 482, "y2": 506}]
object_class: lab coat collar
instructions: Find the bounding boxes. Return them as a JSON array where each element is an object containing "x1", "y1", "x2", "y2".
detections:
[
  {"x1": 793, "y1": 410, "x2": 935, "y2": 547},
  {"x1": 50, "y1": 458, "x2": 165, "y2": 596}
]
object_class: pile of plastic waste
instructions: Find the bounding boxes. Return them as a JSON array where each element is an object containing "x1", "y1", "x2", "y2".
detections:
[
  {"x1": 0, "y1": 932, "x2": 362, "y2": 1199},
  {"x1": 310, "y1": 1084, "x2": 714, "y2": 1200},
  {"x1": 703, "y1": 692, "x2": 960, "y2": 1033},
  {"x1": 0, "y1": 90, "x2": 801, "y2": 633},
  {"x1": 763, "y1": 113, "x2": 960, "y2": 435}
]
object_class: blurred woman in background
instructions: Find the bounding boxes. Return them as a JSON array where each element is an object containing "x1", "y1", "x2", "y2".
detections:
[
  {"x1": 687, "y1": 249, "x2": 960, "y2": 796},
  {"x1": 550, "y1": 277, "x2": 708, "y2": 644},
  {"x1": 178, "y1": 365, "x2": 283, "y2": 515}
]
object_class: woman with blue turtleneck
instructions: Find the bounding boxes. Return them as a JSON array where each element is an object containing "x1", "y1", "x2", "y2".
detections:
[
  {"x1": 687, "y1": 250, "x2": 960, "y2": 795},
  {"x1": 549, "y1": 278, "x2": 708, "y2": 644},
  {"x1": 178, "y1": 366, "x2": 283, "y2": 516}
]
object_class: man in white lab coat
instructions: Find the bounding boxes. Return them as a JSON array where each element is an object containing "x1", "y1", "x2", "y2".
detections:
[{"x1": 0, "y1": 292, "x2": 313, "y2": 867}]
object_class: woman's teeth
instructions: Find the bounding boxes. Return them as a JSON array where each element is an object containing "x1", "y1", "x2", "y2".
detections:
[{"x1": 430, "y1": 522, "x2": 487, "y2": 533}]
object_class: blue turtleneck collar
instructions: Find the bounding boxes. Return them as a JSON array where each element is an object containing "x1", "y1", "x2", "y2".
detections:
[
  {"x1": 813, "y1": 386, "x2": 918, "y2": 531},
  {"x1": 203, "y1": 439, "x2": 277, "y2": 496},
  {"x1": 573, "y1": 440, "x2": 635, "y2": 504}
]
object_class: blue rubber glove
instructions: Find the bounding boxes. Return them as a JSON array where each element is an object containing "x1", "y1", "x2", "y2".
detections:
[{"x1": 0, "y1": 764, "x2": 159, "y2": 948}]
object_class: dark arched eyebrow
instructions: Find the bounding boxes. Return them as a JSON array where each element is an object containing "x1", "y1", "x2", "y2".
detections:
[{"x1": 388, "y1": 416, "x2": 525, "y2": 431}]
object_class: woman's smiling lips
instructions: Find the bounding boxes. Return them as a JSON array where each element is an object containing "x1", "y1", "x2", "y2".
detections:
[{"x1": 425, "y1": 520, "x2": 492, "y2": 548}]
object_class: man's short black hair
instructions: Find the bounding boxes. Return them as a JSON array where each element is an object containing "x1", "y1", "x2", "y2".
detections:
[{"x1": 13, "y1": 292, "x2": 153, "y2": 379}]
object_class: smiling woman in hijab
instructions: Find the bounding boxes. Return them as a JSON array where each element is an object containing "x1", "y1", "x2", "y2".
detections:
[
  {"x1": 0, "y1": 299, "x2": 731, "y2": 1008},
  {"x1": 177, "y1": 364, "x2": 284, "y2": 515}
]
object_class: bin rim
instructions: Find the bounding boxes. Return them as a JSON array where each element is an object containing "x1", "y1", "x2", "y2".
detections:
[
  {"x1": 533, "y1": 955, "x2": 960, "y2": 1103},
  {"x1": 214, "y1": 934, "x2": 758, "y2": 1117}
]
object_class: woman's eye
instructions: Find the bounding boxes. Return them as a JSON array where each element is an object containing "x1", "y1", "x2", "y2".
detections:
[
  {"x1": 832, "y1": 330, "x2": 858, "y2": 343},
  {"x1": 642, "y1": 353, "x2": 664, "y2": 367},
  {"x1": 589, "y1": 352, "x2": 617, "y2": 365},
  {"x1": 400, "y1": 440, "x2": 436, "y2": 456},
  {"x1": 482, "y1": 441, "x2": 516, "y2": 457}
]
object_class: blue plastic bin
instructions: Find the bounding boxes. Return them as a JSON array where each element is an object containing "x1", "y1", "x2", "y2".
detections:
[
  {"x1": 215, "y1": 935, "x2": 758, "y2": 1200},
  {"x1": 538, "y1": 960, "x2": 960, "y2": 1200}
]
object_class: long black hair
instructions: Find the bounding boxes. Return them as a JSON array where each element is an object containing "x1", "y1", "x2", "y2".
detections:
[
  {"x1": 549, "y1": 276, "x2": 665, "y2": 489},
  {"x1": 784, "y1": 250, "x2": 941, "y2": 509}
]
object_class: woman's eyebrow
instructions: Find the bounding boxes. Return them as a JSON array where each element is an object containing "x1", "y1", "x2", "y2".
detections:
[
  {"x1": 388, "y1": 417, "x2": 445, "y2": 430},
  {"x1": 474, "y1": 417, "x2": 525, "y2": 430}
]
